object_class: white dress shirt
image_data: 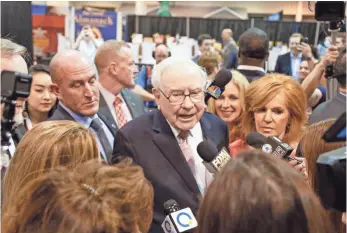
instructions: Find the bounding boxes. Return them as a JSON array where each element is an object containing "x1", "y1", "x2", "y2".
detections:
[
  {"x1": 168, "y1": 121, "x2": 213, "y2": 195},
  {"x1": 99, "y1": 85, "x2": 133, "y2": 127},
  {"x1": 237, "y1": 65, "x2": 266, "y2": 73}
]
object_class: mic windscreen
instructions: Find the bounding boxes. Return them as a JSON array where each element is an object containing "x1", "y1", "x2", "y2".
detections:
[
  {"x1": 197, "y1": 140, "x2": 219, "y2": 162},
  {"x1": 163, "y1": 199, "x2": 180, "y2": 215},
  {"x1": 213, "y1": 68, "x2": 232, "y2": 87},
  {"x1": 246, "y1": 132, "x2": 266, "y2": 148}
]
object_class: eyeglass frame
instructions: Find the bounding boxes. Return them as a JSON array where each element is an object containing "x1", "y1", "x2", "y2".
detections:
[{"x1": 157, "y1": 88, "x2": 204, "y2": 105}]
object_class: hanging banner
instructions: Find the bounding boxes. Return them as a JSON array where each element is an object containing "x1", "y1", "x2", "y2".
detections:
[{"x1": 75, "y1": 9, "x2": 117, "y2": 41}]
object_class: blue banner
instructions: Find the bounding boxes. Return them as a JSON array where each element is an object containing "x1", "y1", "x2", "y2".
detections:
[{"x1": 75, "y1": 9, "x2": 117, "y2": 41}]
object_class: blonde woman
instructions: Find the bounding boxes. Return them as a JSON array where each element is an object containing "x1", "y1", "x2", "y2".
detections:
[
  {"x1": 3, "y1": 120, "x2": 99, "y2": 213},
  {"x1": 242, "y1": 73, "x2": 307, "y2": 153},
  {"x1": 207, "y1": 70, "x2": 249, "y2": 157}
]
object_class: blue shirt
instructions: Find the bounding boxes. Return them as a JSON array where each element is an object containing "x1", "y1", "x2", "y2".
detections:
[
  {"x1": 136, "y1": 66, "x2": 157, "y2": 108},
  {"x1": 290, "y1": 52, "x2": 302, "y2": 81},
  {"x1": 59, "y1": 102, "x2": 114, "y2": 162}
]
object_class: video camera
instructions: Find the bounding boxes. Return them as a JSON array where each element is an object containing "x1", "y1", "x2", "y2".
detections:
[
  {"x1": 316, "y1": 112, "x2": 346, "y2": 212},
  {"x1": 1, "y1": 70, "x2": 32, "y2": 147}
]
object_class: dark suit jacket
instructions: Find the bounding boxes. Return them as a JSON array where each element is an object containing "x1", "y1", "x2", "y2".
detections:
[
  {"x1": 112, "y1": 110, "x2": 229, "y2": 233},
  {"x1": 274, "y1": 52, "x2": 304, "y2": 76},
  {"x1": 308, "y1": 93, "x2": 346, "y2": 125},
  {"x1": 49, "y1": 104, "x2": 116, "y2": 163},
  {"x1": 98, "y1": 89, "x2": 145, "y2": 130},
  {"x1": 237, "y1": 68, "x2": 266, "y2": 83}
]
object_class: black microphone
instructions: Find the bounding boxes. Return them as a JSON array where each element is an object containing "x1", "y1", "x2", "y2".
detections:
[
  {"x1": 204, "y1": 68, "x2": 232, "y2": 102},
  {"x1": 197, "y1": 140, "x2": 231, "y2": 174},
  {"x1": 161, "y1": 199, "x2": 198, "y2": 233},
  {"x1": 246, "y1": 132, "x2": 295, "y2": 161}
]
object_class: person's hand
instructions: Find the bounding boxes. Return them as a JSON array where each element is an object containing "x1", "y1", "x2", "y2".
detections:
[
  {"x1": 342, "y1": 212, "x2": 346, "y2": 225},
  {"x1": 297, "y1": 42, "x2": 313, "y2": 59},
  {"x1": 288, "y1": 157, "x2": 308, "y2": 180},
  {"x1": 321, "y1": 45, "x2": 339, "y2": 67}
]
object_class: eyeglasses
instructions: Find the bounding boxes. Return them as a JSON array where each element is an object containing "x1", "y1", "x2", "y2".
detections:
[{"x1": 158, "y1": 89, "x2": 204, "y2": 105}]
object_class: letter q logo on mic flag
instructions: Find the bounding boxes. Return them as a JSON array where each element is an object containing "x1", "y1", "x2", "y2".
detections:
[{"x1": 171, "y1": 208, "x2": 198, "y2": 232}]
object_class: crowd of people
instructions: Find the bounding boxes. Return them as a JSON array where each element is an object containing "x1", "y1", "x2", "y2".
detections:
[{"x1": 1, "y1": 23, "x2": 346, "y2": 233}]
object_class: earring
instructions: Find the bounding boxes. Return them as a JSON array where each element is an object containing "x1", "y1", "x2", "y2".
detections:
[{"x1": 286, "y1": 123, "x2": 291, "y2": 133}]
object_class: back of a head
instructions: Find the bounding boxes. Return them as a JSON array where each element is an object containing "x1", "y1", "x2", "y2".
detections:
[
  {"x1": 333, "y1": 47, "x2": 346, "y2": 88},
  {"x1": 3, "y1": 121, "x2": 99, "y2": 212},
  {"x1": 301, "y1": 119, "x2": 346, "y2": 233},
  {"x1": 196, "y1": 150, "x2": 333, "y2": 233},
  {"x1": 3, "y1": 159, "x2": 154, "y2": 233},
  {"x1": 238, "y1": 27, "x2": 269, "y2": 61},
  {"x1": 197, "y1": 51, "x2": 222, "y2": 75}
]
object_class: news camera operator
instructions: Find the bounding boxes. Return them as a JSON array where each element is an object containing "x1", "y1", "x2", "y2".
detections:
[
  {"x1": 1, "y1": 38, "x2": 30, "y2": 156},
  {"x1": 196, "y1": 150, "x2": 333, "y2": 233},
  {"x1": 300, "y1": 119, "x2": 346, "y2": 233},
  {"x1": 307, "y1": 47, "x2": 346, "y2": 124}
]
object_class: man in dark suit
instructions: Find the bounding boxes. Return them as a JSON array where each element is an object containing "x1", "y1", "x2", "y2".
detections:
[
  {"x1": 95, "y1": 40, "x2": 145, "y2": 130},
  {"x1": 275, "y1": 33, "x2": 305, "y2": 81},
  {"x1": 49, "y1": 50, "x2": 115, "y2": 163},
  {"x1": 237, "y1": 28, "x2": 268, "y2": 83},
  {"x1": 309, "y1": 48, "x2": 346, "y2": 124},
  {"x1": 112, "y1": 57, "x2": 229, "y2": 233}
]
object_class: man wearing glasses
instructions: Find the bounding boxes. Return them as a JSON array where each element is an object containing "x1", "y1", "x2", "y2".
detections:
[{"x1": 112, "y1": 57, "x2": 229, "y2": 233}]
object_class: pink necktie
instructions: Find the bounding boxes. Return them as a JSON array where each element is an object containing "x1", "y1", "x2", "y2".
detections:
[
  {"x1": 113, "y1": 96, "x2": 128, "y2": 128},
  {"x1": 178, "y1": 132, "x2": 197, "y2": 178}
]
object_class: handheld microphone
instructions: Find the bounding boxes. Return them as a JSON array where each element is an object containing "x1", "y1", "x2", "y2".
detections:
[
  {"x1": 246, "y1": 132, "x2": 294, "y2": 161},
  {"x1": 204, "y1": 68, "x2": 232, "y2": 102},
  {"x1": 197, "y1": 140, "x2": 231, "y2": 174},
  {"x1": 161, "y1": 199, "x2": 198, "y2": 233}
]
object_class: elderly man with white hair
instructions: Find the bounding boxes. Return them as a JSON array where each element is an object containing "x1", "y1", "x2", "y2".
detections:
[{"x1": 112, "y1": 57, "x2": 229, "y2": 233}]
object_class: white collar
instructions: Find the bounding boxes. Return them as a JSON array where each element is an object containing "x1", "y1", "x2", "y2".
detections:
[
  {"x1": 166, "y1": 119, "x2": 201, "y2": 139},
  {"x1": 237, "y1": 65, "x2": 265, "y2": 73},
  {"x1": 99, "y1": 85, "x2": 125, "y2": 105}
]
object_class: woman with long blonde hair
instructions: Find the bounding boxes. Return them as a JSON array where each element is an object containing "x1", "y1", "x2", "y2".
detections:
[
  {"x1": 207, "y1": 70, "x2": 249, "y2": 156},
  {"x1": 3, "y1": 120, "x2": 99, "y2": 212}
]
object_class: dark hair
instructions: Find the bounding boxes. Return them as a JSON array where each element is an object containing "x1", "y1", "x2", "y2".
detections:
[
  {"x1": 333, "y1": 47, "x2": 346, "y2": 87},
  {"x1": 196, "y1": 150, "x2": 333, "y2": 233},
  {"x1": 26, "y1": 64, "x2": 56, "y2": 118},
  {"x1": 238, "y1": 27, "x2": 269, "y2": 60},
  {"x1": 29, "y1": 64, "x2": 50, "y2": 75},
  {"x1": 197, "y1": 34, "x2": 212, "y2": 46}
]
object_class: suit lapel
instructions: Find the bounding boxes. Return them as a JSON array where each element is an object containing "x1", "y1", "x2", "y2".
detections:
[
  {"x1": 286, "y1": 53, "x2": 292, "y2": 76},
  {"x1": 200, "y1": 113, "x2": 224, "y2": 150},
  {"x1": 151, "y1": 111, "x2": 200, "y2": 194},
  {"x1": 121, "y1": 89, "x2": 138, "y2": 118},
  {"x1": 98, "y1": 92, "x2": 118, "y2": 130}
]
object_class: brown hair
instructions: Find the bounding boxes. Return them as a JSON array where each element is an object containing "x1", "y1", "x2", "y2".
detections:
[
  {"x1": 3, "y1": 120, "x2": 99, "y2": 213},
  {"x1": 301, "y1": 119, "x2": 346, "y2": 233},
  {"x1": 3, "y1": 159, "x2": 154, "y2": 233},
  {"x1": 207, "y1": 70, "x2": 249, "y2": 142},
  {"x1": 197, "y1": 51, "x2": 221, "y2": 75},
  {"x1": 196, "y1": 150, "x2": 333, "y2": 233},
  {"x1": 242, "y1": 73, "x2": 307, "y2": 143}
]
